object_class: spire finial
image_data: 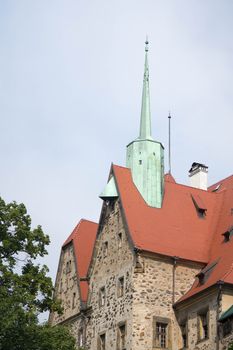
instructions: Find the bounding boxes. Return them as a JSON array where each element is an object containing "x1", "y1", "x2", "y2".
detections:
[
  {"x1": 168, "y1": 112, "x2": 172, "y2": 174},
  {"x1": 139, "y1": 38, "x2": 152, "y2": 140},
  {"x1": 145, "y1": 36, "x2": 149, "y2": 52}
]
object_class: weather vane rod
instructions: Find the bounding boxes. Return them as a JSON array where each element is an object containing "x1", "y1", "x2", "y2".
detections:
[{"x1": 168, "y1": 112, "x2": 172, "y2": 174}]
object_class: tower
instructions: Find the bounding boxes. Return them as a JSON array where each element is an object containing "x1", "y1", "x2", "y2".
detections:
[{"x1": 126, "y1": 40, "x2": 164, "y2": 208}]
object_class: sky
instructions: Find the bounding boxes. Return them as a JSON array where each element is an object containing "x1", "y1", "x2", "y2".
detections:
[{"x1": 1, "y1": 0, "x2": 233, "y2": 319}]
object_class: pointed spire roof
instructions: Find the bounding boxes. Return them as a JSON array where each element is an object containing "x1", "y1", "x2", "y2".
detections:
[{"x1": 139, "y1": 38, "x2": 152, "y2": 140}]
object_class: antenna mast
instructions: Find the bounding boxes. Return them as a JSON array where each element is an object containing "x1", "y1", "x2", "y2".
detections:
[{"x1": 168, "y1": 112, "x2": 171, "y2": 174}]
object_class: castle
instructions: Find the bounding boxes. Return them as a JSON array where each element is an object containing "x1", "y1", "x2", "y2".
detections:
[{"x1": 49, "y1": 41, "x2": 233, "y2": 350}]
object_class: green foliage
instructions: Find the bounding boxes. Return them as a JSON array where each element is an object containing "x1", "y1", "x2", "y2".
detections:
[
  {"x1": 228, "y1": 344, "x2": 233, "y2": 350},
  {"x1": 0, "y1": 196, "x2": 76, "y2": 350}
]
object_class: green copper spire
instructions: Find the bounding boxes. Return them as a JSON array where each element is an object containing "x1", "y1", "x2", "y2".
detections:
[
  {"x1": 139, "y1": 39, "x2": 152, "y2": 140},
  {"x1": 126, "y1": 39, "x2": 164, "y2": 208}
]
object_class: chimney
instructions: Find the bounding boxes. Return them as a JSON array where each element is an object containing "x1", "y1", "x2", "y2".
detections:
[{"x1": 189, "y1": 162, "x2": 208, "y2": 190}]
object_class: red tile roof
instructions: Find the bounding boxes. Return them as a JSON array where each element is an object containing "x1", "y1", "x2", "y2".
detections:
[
  {"x1": 62, "y1": 165, "x2": 233, "y2": 305},
  {"x1": 178, "y1": 175, "x2": 233, "y2": 303},
  {"x1": 112, "y1": 165, "x2": 233, "y2": 303},
  {"x1": 112, "y1": 165, "x2": 222, "y2": 263},
  {"x1": 63, "y1": 219, "x2": 98, "y2": 302}
]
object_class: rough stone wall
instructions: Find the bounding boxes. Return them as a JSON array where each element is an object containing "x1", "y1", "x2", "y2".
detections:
[
  {"x1": 86, "y1": 199, "x2": 134, "y2": 350},
  {"x1": 50, "y1": 243, "x2": 81, "y2": 325},
  {"x1": 68, "y1": 315, "x2": 87, "y2": 349},
  {"x1": 220, "y1": 321, "x2": 233, "y2": 350},
  {"x1": 176, "y1": 292, "x2": 219, "y2": 350},
  {"x1": 219, "y1": 291, "x2": 233, "y2": 350},
  {"x1": 131, "y1": 256, "x2": 202, "y2": 350}
]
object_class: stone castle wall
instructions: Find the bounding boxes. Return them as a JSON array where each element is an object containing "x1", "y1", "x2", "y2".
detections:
[
  {"x1": 131, "y1": 254, "x2": 202, "y2": 350},
  {"x1": 50, "y1": 199, "x2": 233, "y2": 350},
  {"x1": 176, "y1": 291, "x2": 219, "y2": 350},
  {"x1": 50, "y1": 243, "x2": 81, "y2": 325},
  {"x1": 87, "y1": 199, "x2": 135, "y2": 350}
]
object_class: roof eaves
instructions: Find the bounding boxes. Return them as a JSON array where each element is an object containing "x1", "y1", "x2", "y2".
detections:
[{"x1": 219, "y1": 305, "x2": 233, "y2": 322}]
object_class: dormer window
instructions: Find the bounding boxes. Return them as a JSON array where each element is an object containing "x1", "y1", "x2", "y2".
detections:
[
  {"x1": 222, "y1": 226, "x2": 233, "y2": 242},
  {"x1": 212, "y1": 183, "x2": 221, "y2": 192},
  {"x1": 191, "y1": 194, "x2": 207, "y2": 218},
  {"x1": 196, "y1": 259, "x2": 219, "y2": 285}
]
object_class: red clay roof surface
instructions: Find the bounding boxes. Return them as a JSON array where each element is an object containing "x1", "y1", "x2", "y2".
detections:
[
  {"x1": 63, "y1": 219, "x2": 98, "y2": 302},
  {"x1": 112, "y1": 165, "x2": 233, "y2": 303},
  {"x1": 63, "y1": 165, "x2": 233, "y2": 305}
]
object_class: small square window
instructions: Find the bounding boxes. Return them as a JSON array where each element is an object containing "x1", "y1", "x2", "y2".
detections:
[
  {"x1": 180, "y1": 323, "x2": 188, "y2": 348},
  {"x1": 197, "y1": 311, "x2": 208, "y2": 341},
  {"x1": 118, "y1": 232, "x2": 122, "y2": 248},
  {"x1": 118, "y1": 277, "x2": 124, "y2": 297},
  {"x1": 156, "y1": 322, "x2": 168, "y2": 348},
  {"x1": 103, "y1": 241, "x2": 108, "y2": 256},
  {"x1": 72, "y1": 292, "x2": 76, "y2": 309},
  {"x1": 78, "y1": 328, "x2": 84, "y2": 347},
  {"x1": 99, "y1": 287, "x2": 106, "y2": 307},
  {"x1": 222, "y1": 319, "x2": 232, "y2": 337},
  {"x1": 98, "y1": 333, "x2": 106, "y2": 350},
  {"x1": 117, "y1": 323, "x2": 126, "y2": 350},
  {"x1": 153, "y1": 317, "x2": 170, "y2": 349},
  {"x1": 65, "y1": 260, "x2": 72, "y2": 274}
]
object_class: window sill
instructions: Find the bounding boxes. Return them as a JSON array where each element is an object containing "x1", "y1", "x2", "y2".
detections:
[{"x1": 196, "y1": 337, "x2": 209, "y2": 345}]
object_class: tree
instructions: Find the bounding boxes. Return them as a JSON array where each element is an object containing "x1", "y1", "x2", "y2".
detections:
[
  {"x1": 229, "y1": 343, "x2": 233, "y2": 350},
  {"x1": 0, "y1": 196, "x2": 76, "y2": 350}
]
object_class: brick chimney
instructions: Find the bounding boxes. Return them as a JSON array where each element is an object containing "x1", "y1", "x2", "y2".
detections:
[{"x1": 189, "y1": 162, "x2": 208, "y2": 190}]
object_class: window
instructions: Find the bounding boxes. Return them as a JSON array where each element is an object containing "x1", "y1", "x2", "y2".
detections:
[
  {"x1": 99, "y1": 287, "x2": 106, "y2": 307},
  {"x1": 118, "y1": 232, "x2": 122, "y2": 249},
  {"x1": 98, "y1": 333, "x2": 106, "y2": 350},
  {"x1": 153, "y1": 317, "x2": 170, "y2": 349},
  {"x1": 139, "y1": 160, "x2": 142, "y2": 165},
  {"x1": 66, "y1": 260, "x2": 71, "y2": 273},
  {"x1": 103, "y1": 241, "x2": 108, "y2": 256},
  {"x1": 222, "y1": 319, "x2": 232, "y2": 337},
  {"x1": 180, "y1": 323, "x2": 187, "y2": 348},
  {"x1": 78, "y1": 328, "x2": 84, "y2": 347},
  {"x1": 118, "y1": 277, "x2": 124, "y2": 297},
  {"x1": 197, "y1": 311, "x2": 208, "y2": 341},
  {"x1": 222, "y1": 226, "x2": 233, "y2": 242},
  {"x1": 117, "y1": 323, "x2": 126, "y2": 350},
  {"x1": 191, "y1": 195, "x2": 207, "y2": 219},
  {"x1": 156, "y1": 323, "x2": 168, "y2": 348},
  {"x1": 196, "y1": 260, "x2": 219, "y2": 285},
  {"x1": 72, "y1": 292, "x2": 76, "y2": 309}
]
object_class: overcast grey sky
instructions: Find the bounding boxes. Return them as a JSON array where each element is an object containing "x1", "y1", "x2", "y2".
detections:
[{"x1": 1, "y1": 0, "x2": 233, "y2": 312}]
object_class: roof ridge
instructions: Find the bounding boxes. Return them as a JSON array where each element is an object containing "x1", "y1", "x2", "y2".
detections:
[
  {"x1": 222, "y1": 262, "x2": 233, "y2": 282},
  {"x1": 80, "y1": 218, "x2": 98, "y2": 225},
  {"x1": 165, "y1": 180, "x2": 217, "y2": 194},
  {"x1": 209, "y1": 174, "x2": 233, "y2": 189}
]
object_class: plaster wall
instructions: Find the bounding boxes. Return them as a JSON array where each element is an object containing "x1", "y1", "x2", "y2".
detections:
[
  {"x1": 189, "y1": 171, "x2": 208, "y2": 190},
  {"x1": 222, "y1": 292, "x2": 233, "y2": 313}
]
